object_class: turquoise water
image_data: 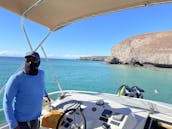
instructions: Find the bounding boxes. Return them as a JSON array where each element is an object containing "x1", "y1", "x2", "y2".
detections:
[{"x1": 0, "y1": 56, "x2": 172, "y2": 109}]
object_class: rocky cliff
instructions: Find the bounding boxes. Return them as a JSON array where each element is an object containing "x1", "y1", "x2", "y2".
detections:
[{"x1": 106, "y1": 30, "x2": 172, "y2": 68}]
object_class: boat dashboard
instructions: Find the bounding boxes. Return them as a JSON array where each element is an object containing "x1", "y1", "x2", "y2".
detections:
[{"x1": 41, "y1": 92, "x2": 148, "y2": 129}]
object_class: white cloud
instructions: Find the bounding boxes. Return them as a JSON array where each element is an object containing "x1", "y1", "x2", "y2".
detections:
[{"x1": 0, "y1": 50, "x2": 23, "y2": 57}]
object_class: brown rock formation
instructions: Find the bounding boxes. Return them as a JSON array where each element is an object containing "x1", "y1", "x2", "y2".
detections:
[{"x1": 108, "y1": 30, "x2": 172, "y2": 68}]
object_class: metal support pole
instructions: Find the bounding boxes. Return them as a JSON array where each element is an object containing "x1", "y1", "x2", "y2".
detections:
[
  {"x1": 41, "y1": 46, "x2": 64, "y2": 96},
  {"x1": 21, "y1": 0, "x2": 45, "y2": 51}
]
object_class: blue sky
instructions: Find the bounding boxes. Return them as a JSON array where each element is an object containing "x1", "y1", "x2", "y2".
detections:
[{"x1": 0, "y1": 3, "x2": 172, "y2": 59}]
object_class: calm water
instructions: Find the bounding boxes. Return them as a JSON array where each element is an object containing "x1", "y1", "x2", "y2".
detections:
[{"x1": 0, "y1": 57, "x2": 172, "y2": 123}]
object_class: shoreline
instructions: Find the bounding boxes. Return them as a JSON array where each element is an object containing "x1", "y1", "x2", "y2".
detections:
[
  {"x1": 106, "y1": 63, "x2": 172, "y2": 70},
  {"x1": 80, "y1": 56, "x2": 172, "y2": 69}
]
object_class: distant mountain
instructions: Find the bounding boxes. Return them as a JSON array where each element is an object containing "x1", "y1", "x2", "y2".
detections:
[{"x1": 106, "y1": 30, "x2": 172, "y2": 68}]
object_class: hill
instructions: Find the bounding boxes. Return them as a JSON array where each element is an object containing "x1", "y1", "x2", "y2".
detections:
[{"x1": 106, "y1": 30, "x2": 172, "y2": 68}]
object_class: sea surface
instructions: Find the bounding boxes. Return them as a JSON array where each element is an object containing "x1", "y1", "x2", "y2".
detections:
[{"x1": 0, "y1": 56, "x2": 172, "y2": 123}]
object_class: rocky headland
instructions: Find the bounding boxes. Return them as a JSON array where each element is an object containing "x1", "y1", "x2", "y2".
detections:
[
  {"x1": 80, "y1": 56, "x2": 107, "y2": 61},
  {"x1": 106, "y1": 30, "x2": 172, "y2": 68}
]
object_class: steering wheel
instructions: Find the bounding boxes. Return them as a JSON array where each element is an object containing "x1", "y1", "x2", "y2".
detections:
[{"x1": 56, "y1": 107, "x2": 86, "y2": 129}]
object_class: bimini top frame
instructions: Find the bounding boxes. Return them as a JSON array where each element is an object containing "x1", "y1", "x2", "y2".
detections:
[
  {"x1": 20, "y1": 0, "x2": 64, "y2": 96},
  {"x1": 1, "y1": 0, "x2": 172, "y2": 31},
  {"x1": 0, "y1": 0, "x2": 64, "y2": 96}
]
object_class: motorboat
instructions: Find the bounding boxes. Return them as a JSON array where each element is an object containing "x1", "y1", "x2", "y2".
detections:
[{"x1": 0, "y1": 0, "x2": 172, "y2": 129}]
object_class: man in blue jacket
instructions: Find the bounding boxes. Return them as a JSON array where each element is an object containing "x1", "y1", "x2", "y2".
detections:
[{"x1": 3, "y1": 51, "x2": 51, "y2": 129}]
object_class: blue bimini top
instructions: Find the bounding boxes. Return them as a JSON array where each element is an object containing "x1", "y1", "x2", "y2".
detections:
[{"x1": 3, "y1": 70, "x2": 48, "y2": 129}]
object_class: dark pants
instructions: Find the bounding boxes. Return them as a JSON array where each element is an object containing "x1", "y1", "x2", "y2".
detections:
[{"x1": 18, "y1": 119, "x2": 40, "y2": 129}]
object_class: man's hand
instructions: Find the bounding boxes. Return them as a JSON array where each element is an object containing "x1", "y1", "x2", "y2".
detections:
[{"x1": 44, "y1": 96, "x2": 51, "y2": 104}]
